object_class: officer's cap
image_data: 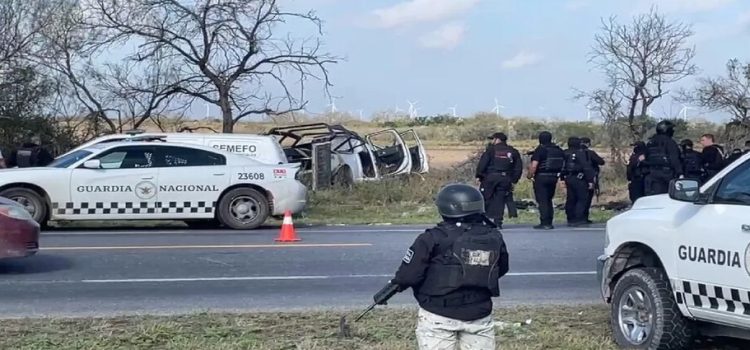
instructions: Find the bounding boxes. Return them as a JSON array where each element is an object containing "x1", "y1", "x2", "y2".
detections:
[{"x1": 487, "y1": 132, "x2": 508, "y2": 142}]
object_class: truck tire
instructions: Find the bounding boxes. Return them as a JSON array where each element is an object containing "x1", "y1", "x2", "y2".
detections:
[
  {"x1": 216, "y1": 188, "x2": 269, "y2": 230},
  {"x1": 611, "y1": 267, "x2": 694, "y2": 350},
  {"x1": 0, "y1": 187, "x2": 48, "y2": 227}
]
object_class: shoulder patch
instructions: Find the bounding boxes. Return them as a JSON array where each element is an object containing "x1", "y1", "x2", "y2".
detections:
[{"x1": 402, "y1": 248, "x2": 414, "y2": 264}]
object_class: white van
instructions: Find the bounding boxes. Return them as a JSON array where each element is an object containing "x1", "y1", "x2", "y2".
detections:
[{"x1": 59, "y1": 131, "x2": 288, "y2": 165}]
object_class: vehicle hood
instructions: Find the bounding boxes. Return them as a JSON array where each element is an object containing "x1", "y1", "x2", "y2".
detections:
[{"x1": 630, "y1": 194, "x2": 671, "y2": 210}]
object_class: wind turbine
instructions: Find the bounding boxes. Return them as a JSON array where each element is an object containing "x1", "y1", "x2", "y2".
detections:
[
  {"x1": 327, "y1": 98, "x2": 338, "y2": 114},
  {"x1": 448, "y1": 105, "x2": 457, "y2": 118},
  {"x1": 492, "y1": 98, "x2": 505, "y2": 116},
  {"x1": 585, "y1": 104, "x2": 594, "y2": 121},
  {"x1": 205, "y1": 103, "x2": 210, "y2": 118},
  {"x1": 356, "y1": 109, "x2": 364, "y2": 119},
  {"x1": 407, "y1": 100, "x2": 419, "y2": 118},
  {"x1": 680, "y1": 104, "x2": 693, "y2": 121}
]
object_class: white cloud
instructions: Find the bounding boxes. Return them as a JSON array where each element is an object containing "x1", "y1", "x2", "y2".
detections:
[
  {"x1": 419, "y1": 23, "x2": 466, "y2": 50},
  {"x1": 371, "y1": 0, "x2": 481, "y2": 28},
  {"x1": 501, "y1": 51, "x2": 543, "y2": 70},
  {"x1": 636, "y1": 0, "x2": 734, "y2": 13}
]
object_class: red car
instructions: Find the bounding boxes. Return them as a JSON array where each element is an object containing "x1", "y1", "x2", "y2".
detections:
[{"x1": 0, "y1": 196, "x2": 40, "y2": 259}]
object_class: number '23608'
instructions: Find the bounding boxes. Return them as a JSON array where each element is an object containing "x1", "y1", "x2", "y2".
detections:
[{"x1": 238, "y1": 172, "x2": 264, "y2": 180}]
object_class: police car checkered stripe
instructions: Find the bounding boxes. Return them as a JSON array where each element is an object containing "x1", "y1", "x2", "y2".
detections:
[
  {"x1": 52, "y1": 201, "x2": 216, "y2": 215},
  {"x1": 675, "y1": 280, "x2": 750, "y2": 316}
]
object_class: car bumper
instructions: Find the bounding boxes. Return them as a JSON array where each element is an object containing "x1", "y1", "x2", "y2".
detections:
[
  {"x1": 597, "y1": 254, "x2": 613, "y2": 302},
  {"x1": 271, "y1": 180, "x2": 308, "y2": 216},
  {"x1": 0, "y1": 218, "x2": 40, "y2": 259}
]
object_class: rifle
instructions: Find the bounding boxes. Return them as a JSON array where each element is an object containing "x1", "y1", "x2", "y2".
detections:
[
  {"x1": 594, "y1": 174, "x2": 601, "y2": 202},
  {"x1": 339, "y1": 281, "x2": 401, "y2": 337}
]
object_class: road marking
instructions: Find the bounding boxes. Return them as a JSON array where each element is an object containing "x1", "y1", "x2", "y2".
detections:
[
  {"x1": 41, "y1": 243, "x2": 372, "y2": 251},
  {"x1": 79, "y1": 271, "x2": 597, "y2": 284}
]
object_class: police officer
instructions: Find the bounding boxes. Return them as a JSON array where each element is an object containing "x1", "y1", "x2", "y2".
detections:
[
  {"x1": 527, "y1": 131, "x2": 565, "y2": 230},
  {"x1": 626, "y1": 141, "x2": 646, "y2": 204},
  {"x1": 475, "y1": 132, "x2": 523, "y2": 228},
  {"x1": 390, "y1": 183, "x2": 510, "y2": 350},
  {"x1": 8, "y1": 135, "x2": 54, "y2": 168},
  {"x1": 679, "y1": 139, "x2": 703, "y2": 182},
  {"x1": 699, "y1": 134, "x2": 725, "y2": 182},
  {"x1": 642, "y1": 120, "x2": 682, "y2": 196},
  {"x1": 563, "y1": 137, "x2": 595, "y2": 227},
  {"x1": 580, "y1": 137, "x2": 604, "y2": 224}
]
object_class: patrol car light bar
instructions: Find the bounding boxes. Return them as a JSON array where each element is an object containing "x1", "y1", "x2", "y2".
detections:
[{"x1": 127, "y1": 135, "x2": 167, "y2": 142}]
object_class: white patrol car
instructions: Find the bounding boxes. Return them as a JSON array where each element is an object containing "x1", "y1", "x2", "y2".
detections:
[
  {"x1": 598, "y1": 153, "x2": 750, "y2": 348},
  {"x1": 0, "y1": 140, "x2": 306, "y2": 230}
]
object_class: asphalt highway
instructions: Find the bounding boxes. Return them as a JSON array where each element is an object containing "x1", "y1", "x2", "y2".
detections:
[{"x1": 0, "y1": 224, "x2": 606, "y2": 318}]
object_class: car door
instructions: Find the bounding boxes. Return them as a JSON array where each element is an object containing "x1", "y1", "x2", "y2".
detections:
[
  {"x1": 67, "y1": 146, "x2": 159, "y2": 220},
  {"x1": 399, "y1": 129, "x2": 430, "y2": 173},
  {"x1": 674, "y1": 159, "x2": 750, "y2": 329},
  {"x1": 152, "y1": 145, "x2": 230, "y2": 219},
  {"x1": 365, "y1": 129, "x2": 412, "y2": 177}
]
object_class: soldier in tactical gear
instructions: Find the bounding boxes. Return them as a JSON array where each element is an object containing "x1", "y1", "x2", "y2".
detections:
[
  {"x1": 7, "y1": 135, "x2": 54, "y2": 168},
  {"x1": 390, "y1": 183, "x2": 510, "y2": 350},
  {"x1": 527, "y1": 131, "x2": 565, "y2": 230},
  {"x1": 475, "y1": 132, "x2": 523, "y2": 228},
  {"x1": 699, "y1": 134, "x2": 725, "y2": 182},
  {"x1": 627, "y1": 141, "x2": 646, "y2": 204},
  {"x1": 642, "y1": 120, "x2": 682, "y2": 196},
  {"x1": 679, "y1": 139, "x2": 704, "y2": 182},
  {"x1": 580, "y1": 137, "x2": 604, "y2": 224},
  {"x1": 563, "y1": 137, "x2": 595, "y2": 227}
]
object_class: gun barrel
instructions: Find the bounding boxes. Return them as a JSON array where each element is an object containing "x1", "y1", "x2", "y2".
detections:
[{"x1": 354, "y1": 303, "x2": 376, "y2": 322}]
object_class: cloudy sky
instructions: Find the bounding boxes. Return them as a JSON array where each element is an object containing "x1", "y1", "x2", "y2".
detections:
[{"x1": 274, "y1": 0, "x2": 750, "y2": 122}]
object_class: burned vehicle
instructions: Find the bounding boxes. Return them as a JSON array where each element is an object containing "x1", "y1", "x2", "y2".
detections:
[{"x1": 266, "y1": 123, "x2": 429, "y2": 187}]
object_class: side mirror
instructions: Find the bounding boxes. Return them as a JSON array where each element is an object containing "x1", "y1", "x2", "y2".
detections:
[
  {"x1": 82, "y1": 159, "x2": 101, "y2": 169},
  {"x1": 669, "y1": 179, "x2": 700, "y2": 202}
]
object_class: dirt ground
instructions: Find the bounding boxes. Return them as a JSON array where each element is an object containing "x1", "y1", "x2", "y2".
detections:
[{"x1": 426, "y1": 148, "x2": 476, "y2": 168}]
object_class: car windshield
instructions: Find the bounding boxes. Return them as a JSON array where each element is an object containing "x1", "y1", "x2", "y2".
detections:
[{"x1": 48, "y1": 150, "x2": 93, "y2": 168}]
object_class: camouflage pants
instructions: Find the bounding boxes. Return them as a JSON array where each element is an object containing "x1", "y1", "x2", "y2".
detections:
[{"x1": 415, "y1": 308, "x2": 496, "y2": 350}]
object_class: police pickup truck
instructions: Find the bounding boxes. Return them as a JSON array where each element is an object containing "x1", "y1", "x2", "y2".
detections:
[
  {"x1": 0, "y1": 140, "x2": 306, "y2": 229},
  {"x1": 598, "y1": 153, "x2": 750, "y2": 348}
]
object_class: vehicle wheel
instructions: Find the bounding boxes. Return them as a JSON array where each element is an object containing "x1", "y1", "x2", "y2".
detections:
[
  {"x1": 184, "y1": 219, "x2": 220, "y2": 230},
  {"x1": 0, "y1": 187, "x2": 47, "y2": 226},
  {"x1": 611, "y1": 268, "x2": 694, "y2": 350},
  {"x1": 217, "y1": 188, "x2": 269, "y2": 230},
  {"x1": 332, "y1": 166, "x2": 354, "y2": 189}
]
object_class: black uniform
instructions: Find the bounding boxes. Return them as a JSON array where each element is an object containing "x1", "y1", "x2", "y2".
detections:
[
  {"x1": 642, "y1": 134, "x2": 682, "y2": 196},
  {"x1": 681, "y1": 148, "x2": 703, "y2": 182},
  {"x1": 7, "y1": 143, "x2": 54, "y2": 168},
  {"x1": 392, "y1": 215, "x2": 509, "y2": 321},
  {"x1": 476, "y1": 143, "x2": 523, "y2": 227},
  {"x1": 582, "y1": 148, "x2": 604, "y2": 223},
  {"x1": 563, "y1": 145, "x2": 595, "y2": 226},
  {"x1": 701, "y1": 144, "x2": 725, "y2": 182},
  {"x1": 626, "y1": 143, "x2": 646, "y2": 203},
  {"x1": 725, "y1": 149, "x2": 744, "y2": 166},
  {"x1": 530, "y1": 144, "x2": 565, "y2": 227}
]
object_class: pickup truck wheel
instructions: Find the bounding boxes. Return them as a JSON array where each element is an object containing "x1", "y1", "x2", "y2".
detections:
[
  {"x1": 217, "y1": 188, "x2": 269, "y2": 230},
  {"x1": 611, "y1": 268, "x2": 694, "y2": 350},
  {"x1": 0, "y1": 187, "x2": 47, "y2": 227}
]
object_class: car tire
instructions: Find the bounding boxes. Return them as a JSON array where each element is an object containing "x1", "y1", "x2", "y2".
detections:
[
  {"x1": 216, "y1": 187, "x2": 269, "y2": 230},
  {"x1": 332, "y1": 166, "x2": 354, "y2": 189},
  {"x1": 611, "y1": 267, "x2": 694, "y2": 350},
  {"x1": 0, "y1": 187, "x2": 48, "y2": 227}
]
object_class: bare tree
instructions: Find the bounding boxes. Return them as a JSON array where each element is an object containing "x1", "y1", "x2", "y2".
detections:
[
  {"x1": 680, "y1": 58, "x2": 750, "y2": 124},
  {"x1": 587, "y1": 6, "x2": 697, "y2": 140},
  {"x1": 87, "y1": 0, "x2": 338, "y2": 133}
]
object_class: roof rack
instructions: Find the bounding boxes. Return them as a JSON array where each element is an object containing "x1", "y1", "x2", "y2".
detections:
[
  {"x1": 127, "y1": 135, "x2": 167, "y2": 142},
  {"x1": 125, "y1": 129, "x2": 146, "y2": 136}
]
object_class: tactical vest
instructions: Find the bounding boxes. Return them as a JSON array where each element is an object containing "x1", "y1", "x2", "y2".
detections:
[
  {"x1": 419, "y1": 223, "x2": 506, "y2": 297},
  {"x1": 645, "y1": 138, "x2": 670, "y2": 168},
  {"x1": 539, "y1": 145, "x2": 565, "y2": 173},
  {"x1": 489, "y1": 145, "x2": 514, "y2": 173},
  {"x1": 565, "y1": 149, "x2": 584, "y2": 173},
  {"x1": 15, "y1": 148, "x2": 34, "y2": 168},
  {"x1": 682, "y1": 150, "x2": 702, "y2": 176}
]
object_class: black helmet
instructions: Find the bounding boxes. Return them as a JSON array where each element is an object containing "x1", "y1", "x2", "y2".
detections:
[
  {"x1": 538, "y1": 131, "x2": 552, "y2": 145},
  {"x1": 435, "y1": 183, "x2": 484, "y2": 218},
  {"x1": 655, "y1": 120, "x2": 675, "y2": 137}
]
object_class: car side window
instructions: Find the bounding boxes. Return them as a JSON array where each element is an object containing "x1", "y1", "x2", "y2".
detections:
[
  {"x1": 156, "y1": 146, "x2": 226, "y2": 167},
  {"x1": 712, "y1": 160, "x2": 750, "y2": 205},
  {"x1": 94, "y1": 147, "x2": 154, "y2": 169}
]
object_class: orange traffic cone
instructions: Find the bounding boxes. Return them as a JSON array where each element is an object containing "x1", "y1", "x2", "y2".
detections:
[{"x1": 275, "y1": 210, "x2": 300, "y2": 243}]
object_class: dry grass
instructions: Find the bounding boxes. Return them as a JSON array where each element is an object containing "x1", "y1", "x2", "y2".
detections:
[{"x1": 1, "y1": 306, "x2": 746, "y2": 350}]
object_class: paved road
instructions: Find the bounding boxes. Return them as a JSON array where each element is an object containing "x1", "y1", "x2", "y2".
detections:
[{"x1": 0, "y1": 224, "x2": 606, "y2": 318}]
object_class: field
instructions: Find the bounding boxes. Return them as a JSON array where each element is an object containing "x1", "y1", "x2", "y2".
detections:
[{"x1": 1, "y1": 306, "x2": 746, "y2": 350}]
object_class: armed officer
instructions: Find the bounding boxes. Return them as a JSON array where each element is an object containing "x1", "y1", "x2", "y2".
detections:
[
  {"x1": 626, "y1": 141, "x2": 646, "y2": 204},
  {"x1": 7, "y1": 135, "x2": 54, "y2": 168},
  {"x1": 679, "y1": 139, "x2": 704, "y2": 182},
  {"x1": 641, "y1": 120, "x2": 682, "y2": 196},
  {"x1": 475, "y1": 132, "x2": 523, "y2": 228},
  {"x1": 563, "y1": 137, "x2": 595, "y2": 227},
  {"x1": 699, "y1": 133, "x2": 725, "y2": 182},
  {"x1": 580, "y1": 137, "x2": 604, "y2": 224},
  {"x1": 389, "y1": 183, "x2": 510, "y2": 350},
  {"x1": 527, "y1": 131, "x2": 565, "y2": 230}
]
